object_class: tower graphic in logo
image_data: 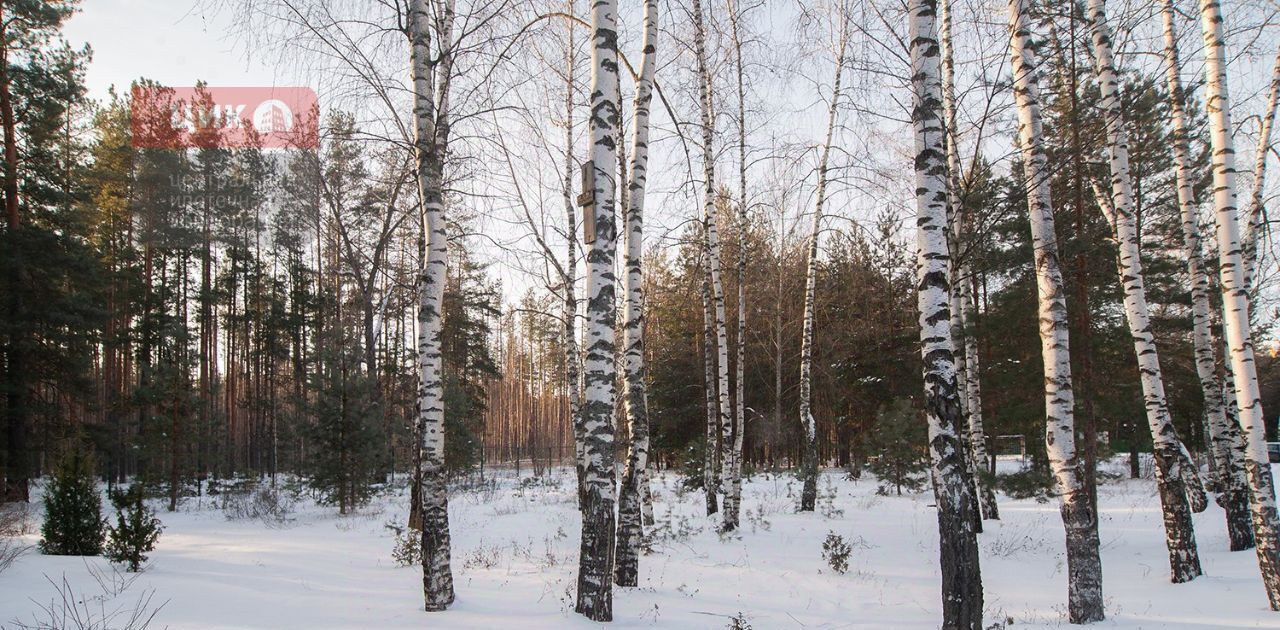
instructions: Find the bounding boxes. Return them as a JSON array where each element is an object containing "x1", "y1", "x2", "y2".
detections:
[{"x1": 253, "y1": 99, "x2": 293, "y2": 133}]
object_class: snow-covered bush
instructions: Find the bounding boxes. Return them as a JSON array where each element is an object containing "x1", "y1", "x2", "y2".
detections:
[
  {"x1": 0, "y1": 502, "x2": 33, "y2": 572},
  {"x1": 220, "y1": 484, "x2": 296, "y2": 525}
]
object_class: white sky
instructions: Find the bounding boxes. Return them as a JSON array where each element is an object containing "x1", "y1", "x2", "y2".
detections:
[
  {"x1": 65, "y1": 0, "x2": 281, "y2": 101},
  {"x1": 57, "y1": 0, "x2": 1280, "y2": 330}
]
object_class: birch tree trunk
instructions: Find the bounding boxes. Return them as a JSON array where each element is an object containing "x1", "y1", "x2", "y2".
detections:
[
  {"x1": 702, "y1": 259, "x2": 721, "y2": 514},
  {"x1": 1087, "y1": 0, "x2": 1202, "y2": 583},
  {"x1": 641, "y1": 464, "x2": 655, "y2": 526},
  {"x1": 723, "y1": 0, "x2": 749, "y2": 533},
  {"x1": 909, "y1": 2, "x2": 984, "y2": 626},
  {"x1": 614, "y1": 0, "x2": 657, "y2": 585},
  {"x1": 1199, "y1": 0, "x2": 1280, "y2": 609},
  {"x1": 690, "y1": 0, "x2": 734, "y2": 516},
  {"x1": 939, "y1": 0, "x2": 997, "y2": 523},
  {"x1": 798, "y1": 12, "x2": 848, "y2": 513},
  {"x1": 1160, "y1": 0, "x2": 1253, "y2": 552},
  {"x1": 561, "y1": 0, "x2": 585, "y2": 498},
  {"x1": 1008, "y1": 0, "x2": 1104, "y2": 621},
  {"x1": 574, "y1": 0, "x2": 621, "y2": 617},
  {"x1": 409, "y1": 0, "x2": 455, "y2": 611},
  {"x1": 1244, "y1": 44, "x2": 1280, "y2": 289}
]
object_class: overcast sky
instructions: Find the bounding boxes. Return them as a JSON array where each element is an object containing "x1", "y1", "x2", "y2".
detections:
[{"x1": 65, "y1": 0, "x2": 283, "y2": 101}]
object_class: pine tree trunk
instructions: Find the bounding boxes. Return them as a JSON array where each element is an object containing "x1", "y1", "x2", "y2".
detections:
[
  {"x1": 1, "y1": 12, "x2": 28, "y2": 502},
  {"x1": 1007, "y1": 0, "x2": 1105, "y2": 621},
  {"x1": 574, "y1": 0, "x2": 621, "y2": 616},
  {"x1": 1199, "y1": 0, "x2": 1280, "y2": 609},
  {"x1": 798, "y1": 16, "x2": 848, "y2": 512},
  {"x1": 909, "y1": 3, "x2": 984, "y2": 627},
  {"x1": 409, "y1": 0, "x2": 455, "y2": 611},
  {"x1": 1160, "y1": 0, "x2": 1253, "y2": 552},
  {"x1": 615, "y1": 0, "x2": 657, "y2": 586},
  {"x1": 1087, "y1": 0, "x2": 1202, "y2": 583},
  {"x1": 939, "y1": 0, "x2": 997, "y2": 523}
]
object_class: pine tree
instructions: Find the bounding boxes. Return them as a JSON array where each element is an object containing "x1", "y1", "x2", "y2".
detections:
[
  {"x1": 2, "y1": 0, "x2": 92, "y2": 503},
  {"x1": 304, "y1": 326, "x2": 383, "y2": 514},
  {"x1": 866, "y1": 398, "x2": 928, "y2": 495},
  {"x1": 104, "y1": 485, "x2": 163, "y2": 572},
  {"x1": 39, "y1": 452, "x2": 104, "y2": 556}
]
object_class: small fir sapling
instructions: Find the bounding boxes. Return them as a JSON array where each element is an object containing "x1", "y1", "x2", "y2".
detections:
[
  {"x1": 39, "y1": 452, "x2": 105, "y2": 556},
  {"x1": 104, "y1": 485, "x2": 163, "y2": 572}
]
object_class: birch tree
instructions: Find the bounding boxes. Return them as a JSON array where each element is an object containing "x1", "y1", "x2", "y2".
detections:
[
  {"x1": 562, "y1": 3, "x2": 586, "y2": 496},
  {"x1": 1199, "y1": 0, "x2": 1280, "y2": 609},
  {"x1": 1244, "y1": 44, "x2": 1280, "y2": 290},
  {"x1": 939, "y1": 0, "x2": 996, "y2": 522},
  {"x1": 798, "y1": 3, "x2": 849, "y2": 512},
  {"x1": 702, "y1": 260, "x2": 720, "y2": 516},
  {"x1": 908, "y1": 1, "x2": 983, "y2": 626},
  {"x1": 1008, "y1": 0, "x2": 1104, "y2": 621},
  {"x1": 408, "y1": 0, "x2": 456, "y2": 611},
  {"x1": 1160, "y1": 0, "x2": 1253, "y2": 552},
  {"x1": 690, "y1": 0, "x2": 734, "y2": 518},
  {"x1": 722, "y1": 0, "x2": 753, "y2": 534},
  {"x1": 574, "y1": 0, "x2": 621, "y2": 615},
  {"x1": 615, "y1": 0, "x2": 658, "y2": 586},
  {"x1": 1086, "y1": 0, "x2": 1202, "y2": 583}
]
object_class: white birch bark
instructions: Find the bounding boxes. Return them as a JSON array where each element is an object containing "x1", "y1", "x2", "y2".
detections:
[
  {"x1": 939, "y1": 0, "x2": 997, "y2": 523},
  {"x1": 409, "y1": 0, "x2": 455, "y2": 611},
  {"x1": 702, "y1": 260, "x2": 720, "y2": 515},
  {"x1": 1245, "y1": 44, "x2": 1280, "y2": 290},
  {"x1": 723, "y1": 0, "x2": 749, "y2": 533},
  {"x1": 1160, "y1": 0, "x2": 1254, "y2": 552},
  {"x1": 1008, "y1": 0, "x2": 1104, "y2": 620},
  {"x1": 1088, "y1": 0, "x2": 1202, "y2": 582},
  {"x1": 690, "y1": 0, "x2": 734, "y2": 515},
  {"x1": 909, "y1": 2, "x2": 983, "y2": 626},
  {"x1": 575, "y1": 0, "x2": 621, "y2": 616},
  {"x1": 561, "y1": 3, "x2": 586, "y2": 498},
  {"x1": 614, "y1": 0, "x2": 657, "y2": 585},
  {"x1": 1199, "y1": 0, "x2": 1280, "y2": 609},
  {"x1": 798, "y1": 11, "x2": 849, "y2": 513}
]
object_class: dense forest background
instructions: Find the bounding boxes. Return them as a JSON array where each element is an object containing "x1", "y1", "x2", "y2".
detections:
[{"x1": 4, "y1": 0, "x2": 1280, "y2": 511}]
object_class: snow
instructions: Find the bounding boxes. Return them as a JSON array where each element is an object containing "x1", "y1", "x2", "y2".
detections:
[{"x1": 2, "y1": 461, "x2": 1278, "y2": 629}]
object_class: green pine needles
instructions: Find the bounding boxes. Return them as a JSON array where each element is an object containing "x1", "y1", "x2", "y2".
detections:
[
  {"x1": 39, "y1": 453, "x2": 105, "y2": 556},
  {"x1": 104, "y1": 485, "x2": 163, "y2": 572}
]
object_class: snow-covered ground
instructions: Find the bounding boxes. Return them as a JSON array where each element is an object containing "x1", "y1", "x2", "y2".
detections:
[{"x1": 2, "y1": 460, "x2": 1278, "y2": 629}]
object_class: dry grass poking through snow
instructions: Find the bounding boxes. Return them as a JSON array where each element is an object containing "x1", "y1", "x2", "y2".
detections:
[{"x1": 0, "y1": 460, "x2": 1275, "y2": 629}]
